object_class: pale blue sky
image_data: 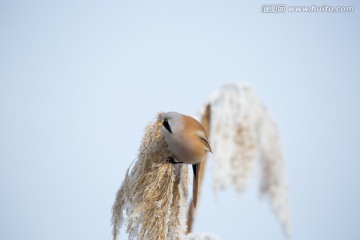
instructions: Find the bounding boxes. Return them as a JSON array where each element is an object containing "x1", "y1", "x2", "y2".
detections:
[{"x1": 0, "y1": 1, "x2": 359, "y2": 240}]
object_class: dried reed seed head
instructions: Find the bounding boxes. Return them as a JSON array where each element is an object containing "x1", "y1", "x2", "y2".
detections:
[
  {"x1": 201, "y1": 83, "x2": 291, "y2": 238},
  {"x1": 112, "y1": 114, "x2": 189, "y2": 240}
]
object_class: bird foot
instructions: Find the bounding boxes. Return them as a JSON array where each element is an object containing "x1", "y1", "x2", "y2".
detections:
[{"x1": 166, "y1": 157, "x2": 183, "y2": 164}]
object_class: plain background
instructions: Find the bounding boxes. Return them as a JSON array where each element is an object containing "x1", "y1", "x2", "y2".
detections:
[{"x1": 1, "y1": 0, "x2": 359, "y2": 239}]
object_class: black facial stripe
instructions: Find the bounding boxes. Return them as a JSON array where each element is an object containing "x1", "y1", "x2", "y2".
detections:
[{"x1": 163, "y1": 119, "x2": 172, "y2": 134}]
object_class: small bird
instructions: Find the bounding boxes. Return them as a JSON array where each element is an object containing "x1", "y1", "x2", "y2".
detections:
[{"x1": 159, "y1": 112, "x2": 212, "y2": 207}]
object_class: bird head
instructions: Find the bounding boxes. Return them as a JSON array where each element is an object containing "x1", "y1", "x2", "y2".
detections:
[{"x1": 159, "y1": 112, "x2": 212, "y2": 154}]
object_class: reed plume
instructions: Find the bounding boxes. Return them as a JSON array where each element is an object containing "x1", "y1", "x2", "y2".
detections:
[{"x1": 112, "y1": 114, "x2": 189, "y2": 240}]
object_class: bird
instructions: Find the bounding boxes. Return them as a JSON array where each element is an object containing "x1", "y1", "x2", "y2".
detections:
[{"x1": 159, "y1": 112, "x2": 212, "y2": 208}]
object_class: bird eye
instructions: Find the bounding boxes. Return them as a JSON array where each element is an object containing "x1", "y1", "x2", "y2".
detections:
[{"x1": 162, "y1": 119, "x2": 172, "y2": 134}]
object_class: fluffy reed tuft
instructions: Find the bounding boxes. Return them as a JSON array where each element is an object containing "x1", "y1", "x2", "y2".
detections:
[
  {"x1": 112, "y1": 114, "x2": 188, "y2": 240},
  {"x1": 199, "y1": 83, "x2": 291, "y2": 237}
]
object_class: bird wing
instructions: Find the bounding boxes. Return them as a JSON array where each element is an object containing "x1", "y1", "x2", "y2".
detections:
[{"x1": 200, "y1": 136, "x2": 212, "y2": 153}]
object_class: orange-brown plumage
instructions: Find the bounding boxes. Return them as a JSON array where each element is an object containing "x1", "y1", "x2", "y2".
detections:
[
  {"x1": 160, "y1": 112, "x2": 211, "y2": 165},
  {"x1": 159, "y1": 112, "x2": 212, "y2": 208}
]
